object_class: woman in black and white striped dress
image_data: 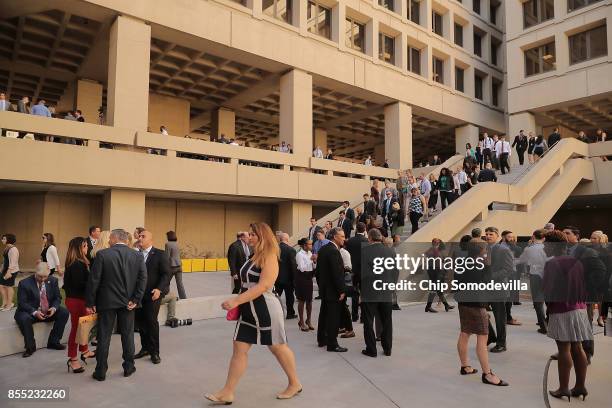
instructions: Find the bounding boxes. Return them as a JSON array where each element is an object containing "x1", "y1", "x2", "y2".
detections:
[{"x1": 205, "y1": 222, "x2": 302, "y2": 405}]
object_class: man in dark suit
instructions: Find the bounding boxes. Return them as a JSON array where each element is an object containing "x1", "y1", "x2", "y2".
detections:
[
  {"x1": 360, "y1": 229, "x2": 397, "y2": 357},
  {"x1": 345, "y1": 222, "x2": 369, "y2": 322},
  {"x1": 227, "y1": 232, "x2": 250, "y2": 294},
  {"x1": 307, "y1": 217, "x2": 323, "y2": 244},
  {"x1": 511, "y1": 130, "x2": 528, "y2": 166},
  {"x1": 315, "y1": 227, "x2": 348, "y2": 352},
  {"x1": 14, "y1": 262, "x2": 69, "y2": 357},
  {"x1": 337, "y1": 210, "x2": 352, "y2": 239},
  {"x1": 381, "y1": 190, "x2": 398, "y2": 232},
  {"x1": 363, "y1": 193, "x2": 378, "y2": 218},
  {"x1": 477, "y1": 163, "x2": 498, "y2": 210},
  {"x1": 548, "y1": 127, "x2": 561, "y2": 148},
  {"x1": 342, "y1": 201, "x2": 355, "y2": 227},
  {"x1": 86, "y1": 225, "x2": 101, "y2": 262},
  {"x1": 86, "y1": 229, "x2": 147, "y2": 380},
  {"x1": 276, "y1": 233, "x2": 298, "y2": 319},
  {"x1": 134, "y1": 230, "x2": 171, "y2": 364}
]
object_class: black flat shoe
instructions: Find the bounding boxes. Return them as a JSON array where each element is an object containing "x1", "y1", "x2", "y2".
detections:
[
  {"x1": 361, "y1": 349, "x2": 377, "y2": 357},
  {"x1": 482, "y1": 371, "x2": 508, "y2": 386},
  {"x1": 444, "y1": 304, "x2": 455, "y2": 312},
  {"x1": 460, "y1": 366, "x2": 478, "y2": 375},
  {"x1": 47, "y1": 343, "x2": 66, "y2": 350},
  {"x1": 383, "y1": 350, "x2": 391, "y2": 356},
  {"x1": 151, "y1": 354, "x2": 161, "y2": 364},
  {"x1": 425, "y1": 307, "x2": 438, "y2": 313},
  {"x1": 134, "y1": 349, "x2": 150, "y2": 359},
  {"x1": 22, "y1": 349, "x2": 35, "y2": 358},
  {"x1": 549, "y1": 390, "x2": 570, "y2": 401},
  {"x1": 67, "y1": 359, "x2": 85, "y2": 373},
  {"x1": 490, "y1": 345, "x2": 507, "y2": 353},
  {"x1": 570, "y1": 387, "x2": 588, "y2": 401},
  {"x1": 92, "y1": 372, "x2": 106, "y2": 381},
  {"x1": 124, "y1": 367, "x2": 136, "y2": 377},
  {"x1": 327, "y1": 346, "x2": 348, "y2": 352},
  {"x1": 392, "y1": 304, "x2": 401, "y2": 311}
]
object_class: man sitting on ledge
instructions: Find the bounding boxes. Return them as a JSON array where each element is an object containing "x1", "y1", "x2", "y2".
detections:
[{"x1": 14, "y1": 262, "x2": 68, "y2": 357}]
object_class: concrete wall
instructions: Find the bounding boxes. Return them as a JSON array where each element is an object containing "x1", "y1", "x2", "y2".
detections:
[
  {"x1": 0, "y1": 194, "x2": 45, "y2": 270},
  {"x1": 148, "y1": 93, "x2": 190, "y2": 137}
]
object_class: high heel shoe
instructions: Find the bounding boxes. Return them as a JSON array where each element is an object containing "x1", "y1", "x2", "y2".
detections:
[
  {"x1": 549, "y1": 389, "x2": 571, "y2": 401},
  {"x1": 570, "y1": 387, "x2": 588, "y2": 401},
  {"x1": 66, "y1": 359, "x2": 85, "y2": 373},
  {"x1": 80, "y1": 351, "x2": 96, "y2": 365},
  {"x1": 298, "y1": 323, "x2": 309, "y2": 332},
  {"x1": 481, "y1": 371, "x2": 508, "y2": 386}
]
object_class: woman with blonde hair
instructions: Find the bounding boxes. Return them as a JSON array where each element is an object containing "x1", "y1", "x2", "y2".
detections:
[
  {"x1": 590, "y1": 230, "x2": 610, "y2": 327},
  {"x1": 90, "y1": 230, "x2": 111, "y2": 261},
  {"x1": 205, "y1": 222, "x2": 301, "y2": 404}
]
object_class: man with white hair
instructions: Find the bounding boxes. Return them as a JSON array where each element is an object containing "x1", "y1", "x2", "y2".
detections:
[
  {"x1": 14, "y1": 262, "x2": 68, "y2": 357},
  {"x1": 543, "y1": 222, "x2": 555, "y2": 232}
]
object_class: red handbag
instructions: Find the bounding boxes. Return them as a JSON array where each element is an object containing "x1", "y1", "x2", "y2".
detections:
[{"x1": 226, "y1": 307, "x2": 240, "y2": 321}]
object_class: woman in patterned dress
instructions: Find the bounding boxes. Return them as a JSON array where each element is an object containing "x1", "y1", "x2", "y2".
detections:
[{"x1": 205, "y1": 222, "x2": 302, "y2": 405}]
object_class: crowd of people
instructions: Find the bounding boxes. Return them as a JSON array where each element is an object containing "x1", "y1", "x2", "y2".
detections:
[{"x1": 0, "y1": 227, "x2": 188, "y2": 379}]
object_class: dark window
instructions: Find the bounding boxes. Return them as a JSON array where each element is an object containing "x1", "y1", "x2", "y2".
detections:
[
  {"x1": 523, "y1": 0, "x2": 554, "y2": 29},
  {"x1": 568, "y1": 0, "x2": 604, "y2": 12},
  {"x1": 473, "y1": 0, "x2": 481, "y2": 14},
  {"x1": 409, "y1": 47, "x2": 421, "y2": 75},
  {"x1": 524, "y1": 41, "x2": 556, "y2": 76},
  {"x1": 379, "y1": 33, "x2": 396, "y2": 65},
  {"x1": 408, "y1": 0, "x2": 420, "y2": 24},
  {"x1": 307, "y1": 1, "x2": 332, "y2": 39},
  {"x1": 490, "y1": 1, "x2": 500, "y2": 25},
  {"x1": 263, "y1": 0, "x2": 292, "y2": 24},
  {"x1": 454, "y1": 23, "x2": 463, "y2": 47},
  {"x1": 346, "y1": 17, "x2": 365, "y2": 52},
  {"x1": 432, "y1": 12, "x2": 443, "y2": 36},
  {"x1": 491, "y1": 40, "x2": 499, "y2": 65},
  {"x1": 475, "y1": 74, "x2": 484, "y2": 100},
  {"x1": 569, "y1": 24, "x2": 608, "y2": 64},
  {"x1": 433, "y1": 57, "x2": 444, "y2": 84},
  {"x1": 455, "y1": 67, "x2": 464, "y2": 92},
  {"x1": 474, "y1": 32, "x2": 482, "y2": 57},
  {"x1": 492, "y1": 79, "x2": 501, "y2": 107},
  {"x1": 379, "y1": 0, "x2": 395, "y2": 12}
]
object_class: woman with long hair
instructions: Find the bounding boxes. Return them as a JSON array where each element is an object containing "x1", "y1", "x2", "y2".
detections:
[
  {"x1": 63, "y1": 237, "x2": 95, "y2": 373},
  {"x1": 90, "y1": 230, "x2": 111, "y2": 261},
  {"x1": 533, "y1": 134, "x2": 547, "y2": 162},
  {"x1": 0, "y1": 234, "x2": 19, "y2": 311},
  {"x1": 41, "y1": 233, "x2": 61, "y2": 276},
  {"x1": 543, "y1": 230, "x2": 591, "y2": 401},
  {"x1": 205, "y1": 222, "x2": 301, "y2": 404},
  {"x1": 371, "y1": 179, "x2": 381, "y2": 206}
]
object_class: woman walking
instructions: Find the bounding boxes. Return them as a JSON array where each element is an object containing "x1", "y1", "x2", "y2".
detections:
[
  {"x1": 424, "y1": 238, "x2": 454, "y2": 312},
  {"x1": 165, "y1": 231, "x2": 187, "y2": 299},
  {"x1": 407, "y1": 188, "x2": 426, "y2": 234},
  {"x1": 438, "y1": 168, "x2": 454, "y2": 210},
  {"x1": 41, "y1": 233, "x2": 61, "y2": 276},
  {"x1": 63, "y1": 237, "x2": 95, "y2": 373},
  {"x1": 527, "y1": 132, "x2": 536, "y2": 164},
  {"x1": 205, "y1": 222, "x2": 301, "y2": 404},
  {"x1": 295, "y1": 238, "x2": 315, "y2": 331},
  {"x1": 543, "y1": 230, "x2": 591, "y2": 401},
  {"x1": 428, "y1": 174, "x2": 439, "y2": 213},
  {"x1": 0, "y1": 234, "x2": 19, "y2": 311}
]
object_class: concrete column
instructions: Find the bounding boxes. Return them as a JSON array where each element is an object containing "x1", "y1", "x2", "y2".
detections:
[
  {"x1": 508, "y1": 112, "x2": 536, "y2": 166},
  {"x1": 279, "y1": 69, "x2": 312, "y2": 161},
  {"x1": 277, "y1": 201, "x2": 312, "y2": 237},
  {"x1": 398, "y1": 0, "x2": 408, "y2": 20},
  {"x1": 102, "y1": 189, "x2": 145, "y2": 233},
  {"x1": 107, "y1": 16, "x2": 151, "y2": 130},
  {"x1": 248, "y1": 0, "x2": 263, "y2": 19},
  {"x1": 296, "y1": 0, "x2": 308, "y2": 35},
  {"x1": 455, "y1": 124, "x2": 479, "y2": 156},
  {"x1": 465, "y1": 66, "x2": 475, "y2": 98},
  {"x1": 314, "y1": 128, "x2": 328, "y2": 152},
  {"x1": 332, "y1": 0, "x2": 346, "y2": 47},
  {"x1": 76, "y1": 79, "x2": 103, "y2": 124},
  {"x1": 464, "y1": 23, "x2": 474, "y2": 56},
  {"x1": 397, "y1": 34, "x2": 407, "y2": 71},
  {"x1": 384, "y1": 102, "x2": 413, "y2": 169},
  {"x1": 423, "y1": 44, "x2": 432, "y2": 80},
  {"x1": 366, "y1": 18, "x2": 378, "y2": 59},
  {"x1": 374, "y1": 144, "x2": 385, "y2": 166},
  {"x1": 211, "y1": 108, "x2": 236, "y2": 139}
]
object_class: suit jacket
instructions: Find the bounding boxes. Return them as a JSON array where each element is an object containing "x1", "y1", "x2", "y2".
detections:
[
  {"x1": 345, "y1": 207, "x2": 355, "y2": 225},
  {"x1": 86, "y1": 244, "x2": 147, "y2": 311},
  {"x1": 361, "y1": 243, "x2": 398, "y2": 303},
  {"x1": 478, "y1": 169, "x2": 497, "y2": 182},
  {"x1": 277, "y1": 242, "x2": 298, "y2": 285},
  {"x1": 308, "y1": 225, "x2": 323, "y2": 242},
  {"x1": 512, "y1": 135, "x2": 528, "y2": 151},
  {"x1": 345, "y1": 234, "x2": 368, "y2": 282},
  {"x1": 339, "y1": 218, "x2": 352, "y2": 239},
  {"x1": 142, "y1": 247, "x2": 171, "y2": 299},
  {"x1": 489, "y1": 243, "x2": 514, "y2": 285},
  {"x1": 315, "y1": 242, "x2": 345, "y2": 301},
  {"x1": 364, "y1": 200, "x2": 377, "y2": 217},
  {"x1": 16, "y1": 275, "x2": 62, "y2": 315},
  {"x1": 381, "y1": 198, "x2": 399, "y2": 220},
  {"x1": 17, "y1": 100, "x2": 29, "y2": 114},
  {"x1": 227, "y1": 240, "x2": 247, "y2": 277},
  {"x1": 86, "y1": 237, "x2": 95, "y2": 262}
]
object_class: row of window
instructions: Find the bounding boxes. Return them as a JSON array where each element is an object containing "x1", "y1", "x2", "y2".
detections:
[
  {"x1": 379, "y1": 0, "x2": 500, "y2": 27},
  {"x1": 524, "y1": 23, "x2": 607, "y2": 77},
  {"x1": 523, "y1": 0, "x2": 604, "y2": 29}
]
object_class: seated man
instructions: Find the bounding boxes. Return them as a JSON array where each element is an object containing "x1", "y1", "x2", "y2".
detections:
[{"x1": 14, "y1": 262, "x2": 69, "y2": 357}]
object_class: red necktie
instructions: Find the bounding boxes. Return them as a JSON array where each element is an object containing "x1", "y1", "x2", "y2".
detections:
[{"x1": 40, "y1": 284, "x2": 49, "y2": 314}]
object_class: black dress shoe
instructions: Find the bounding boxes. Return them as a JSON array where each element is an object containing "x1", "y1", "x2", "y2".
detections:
[
  {"x1": 22, "y1": 349, "x2": 35, "y2": 358},
  {"x1": 327, "y1": 346, "x2": 348, "y2": 352},
  {"x1": 490, "y1": 345, "x2": 507, "y2": 353},
  {"x1": 134, "y1": 349, "x2": 150, "y2": 359},
  {"x1": 383, "y1": 350, "x2": 392, "y2": 356},
  {"x1": 124, "y1": 367, "x2": 136, "y2": 377},
  {"x1": 392, "y1": 304, "x2": 401, "y2": 311},
  {"x1": 361, "y1": 349, "x2": 377, "y2": 357},
  {"x1": 537, "y1": 327, "x2": 548, "y2": 334},
  {"x1": 317, "y1": 343, "x2": 326, "y2": 348},
  {"x1": 47, "y1": 343, "x2": 66, "y2": 350},
  {"x1": 286, "y1": 314, "x2": 297, "y2": 320},
  {"x1": 151, "y1": 354, "x2": 161, "y2": 364},
  {"x1": 92, "y1": 372, "x2": 106, "y2": 381}
]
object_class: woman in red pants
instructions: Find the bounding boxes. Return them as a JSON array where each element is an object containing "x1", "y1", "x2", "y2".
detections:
[{"x1": 63, "y1": 237, "x2": 95, "y2": 373}]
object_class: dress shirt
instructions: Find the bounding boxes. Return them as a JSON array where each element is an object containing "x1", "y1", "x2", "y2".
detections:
[
  {"x1": 242, "y1": 240, "x2": 250, "y2": 257},
  {"x1": 0, "y1": 100, "x2": 8, "y2": 111},
  {"x1": 296, "y1": 250, "x2": 314, "y2": 272},
  {"x1": 457, "y1": 171, "x2": 468, "y2": 185},
  {"x1": 517, "y1": 242, "x2": 548, "y2": 278},
  {"x1": 45, "y1": 245, "x2": 60, "y2": 270},
  {"x1": 339, "y1": 248, "x2": 352, "y2": 270},
  {"x1": 31, "y1": 104, "x2": 51, "y2": 117},
  {"x1": 420, "y1": 179, "x2": 432, "y2": 195},
  {"x1": 313, "y1": 239, "x2": 330, "y2": 254},
  {"x1": 313, "y1": 149, "x2": 323, "y2": 158},
  {"x1": 364, "y1": 159, "x2": 372, "y2": 166},
  {"x1": 141, "y1": 246, "x2": 153, "y2": 262},
  {"x1": 483, "y1": 137, "x2": 493, "y2": 149}
]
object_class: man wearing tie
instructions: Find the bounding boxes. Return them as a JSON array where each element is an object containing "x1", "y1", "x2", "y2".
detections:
[
  {"x1": 497, "y1": 135, "x2": 512, "y2": 174},
  {"x1": 307, "y1": 218, "x2": 323, "y2": 244},
  {"x1": 337, "y1": 211, "x2": 352, "y2": 239},
  {"x1": 86, "y1": 225, "x2": 101, "y2": 262},
  {"x1": 0, "y1": 92, "x2": 9, "y2": 111},
  {"x1": 227, "y1": 232, "x2": 250, "y2": 294},
  {"x1": 14, "y1": 262, "x2": 68, "y2": 357},
  {"x1": 134, "y1": 230, "x2": 171, "y2": 365},
  {"x1": 381, "y1": 190, "x2": 398, "y2": 233},
  {"x1": 482, "y1": 133, "x2": 494, "y2": 165},
  {"x1": 511, "y1": 130, "x2": 528, "y2": 166},
  {"x1": 342, "y1": 201, "x2": 355, "y2": 228}
]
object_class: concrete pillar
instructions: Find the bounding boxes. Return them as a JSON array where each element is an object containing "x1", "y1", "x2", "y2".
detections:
[
  {"x1": 332, "y1": 0, "x2": 346, "y2": 47},
  {"x1": 508, "y1": 112, "x2": 536, "y2": 166},
  {"x1": 366, "y1": 18, "x2": 378, "y2": 59},
  {"x1": 102, "y1": 189, "x2": 145, "y2": 233},
  {"x1": 384, "y1": 102, "x2": 412, "y2": 169},
  {"x1": 248, "y1": 0, "x2": 263, "y2": 19},
  {"x1": 455, "y1": 124, "x2": 479, "y2": 155},
  {"x1": 279, "y1": 69, "x2": 312, "y2": 161},
  {"x1": 76, "y1": 79, "x2": 103, "y2": 124},
  {"x1": 277, "y1": 201, "x2": 312, "y2": 237},
  {"x1": 374, "y1": 144, "x2": 385, "y2": 166},
  {"x1": 211, "y1": 108, "x2": 236, "y2": 139},
  {"x1": 314, "y1": 128, "x2": 328, "y2": 152},
  {"x1": 107, "y1": 16, "x2": 151, "y2": 130},
  {"x1": 296, "y1": 0, "x2": 308, "y2": 35}
]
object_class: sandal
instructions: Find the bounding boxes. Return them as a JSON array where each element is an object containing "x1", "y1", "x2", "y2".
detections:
[{"x1": 460, "y1": 366, "x2": 478, "y2": 375}]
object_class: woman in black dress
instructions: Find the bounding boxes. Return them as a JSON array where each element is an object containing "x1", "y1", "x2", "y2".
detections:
[
  {"x1": 206, "y1": 222, "x2": 302, "y2": 404},
  {"x1": 527, "y1": 132, "x2": 536, "y2": 164}
]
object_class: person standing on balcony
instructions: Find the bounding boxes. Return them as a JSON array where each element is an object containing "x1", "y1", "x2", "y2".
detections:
[
  {"x1": 430, "y1": 154, "x2": 441, "y2": 166},
  {"x1": 477, "y1": 163, "x2": 497, "y2": 210},
  {"x1": 160, "y1": 125, "x2": 168, "y2": 135},
  {"x1": 497, "y1": 135, "x2": 511, "y2": 174},
  {"x1": 0, "y1": 92, "x2": 9, "y2": 111},
  {"x1": 512, "y1": 130, "x2": 528, "y2": 166},
  {"x1": 228, "y1": 232, "x2": 250, "y2": 294},
  {"x1": 17, "y1": 96, "x2": 29, "y2": 114},
  {"x1": 165, "y1": 231, "x2": 187, "y2": 299},
  {"x1": 313, "y1": 146, "x2": 323, "y2": 158},
  {"x1": 527, "y1": 132, "x2": 536, "y2": 164},
  {"x1": 364, "y1": 155, "x2": 373, "y2": 166},
  {"x1": 31, "y1": 99, "x2": 51, "y2": 118},
  {"x1": 325, "y1": 149, "x2": 334, "y2": 160},
  {"x1": 276, "y1": 233, "x2": 298, "y2": 320},
  {"x1": 74, "y1": 110, "x2": 85, "y2": 122},
  {"x1": 548, "y1": 127, "x2": 561, "y2": 148}
]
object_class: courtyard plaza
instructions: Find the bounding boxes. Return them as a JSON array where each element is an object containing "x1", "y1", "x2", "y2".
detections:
[{"x1": 0, "y1": 272, "x2": 610, "y2": 407}]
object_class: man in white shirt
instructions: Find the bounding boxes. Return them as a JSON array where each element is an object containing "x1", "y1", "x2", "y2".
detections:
[
  {"x1": 364, "y1": 156, "x2": 372, "y2": 166},
  {"x1": 279, "y1": 141, "x2": 289, "y2": 153},
  {"x1": 313, "y1": 146, "x2": 323, "y2": 158},
  {"x1": 496, "y1": 135, "x2": 512, "y2": 174},
  {"x1": 517, "y1": 229, "x2": 548, "y2": 334},
  {"x1": 0, "y1": 92, "x2": 9, "y2": 111},
  {"x1": 482, "y1": 133, "x2": 494, "y2": 165},
  {"x1": 457, "y1": 168, "x2": 469, "y2": 194}
]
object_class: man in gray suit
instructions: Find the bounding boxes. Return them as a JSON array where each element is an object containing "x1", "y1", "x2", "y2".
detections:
[
  {"x1": 86, "y1": 229, "x2": 147, "y2": 381},
  {"x1": 485, "y1": 226, "x2": 515, "y2": 353}
]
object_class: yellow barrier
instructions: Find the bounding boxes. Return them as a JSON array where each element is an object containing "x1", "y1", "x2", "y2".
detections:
[
  {"x1": 204, "y1": 259, "x2": 217, "y2": 272},
  {"x1": 181, "y1": 259, "x2": 192, "y2": 273},
  {"x1": 191, "y1": 259, "x2": 205, "y2": 272},
  {"x1": 217, "y1": 258, "x2": 229, "y2": 271}
]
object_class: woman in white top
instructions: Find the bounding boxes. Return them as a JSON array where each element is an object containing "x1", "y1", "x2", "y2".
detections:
[
  {"x1": 295, "y1": 239, "x2": 315, "y2": 331},
  {"x1": 1, "y1": 234, "x2": 20, "y2": 311},
  {"x1": 41, "y1": 233, "x2": 61, "y2": 276}
]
